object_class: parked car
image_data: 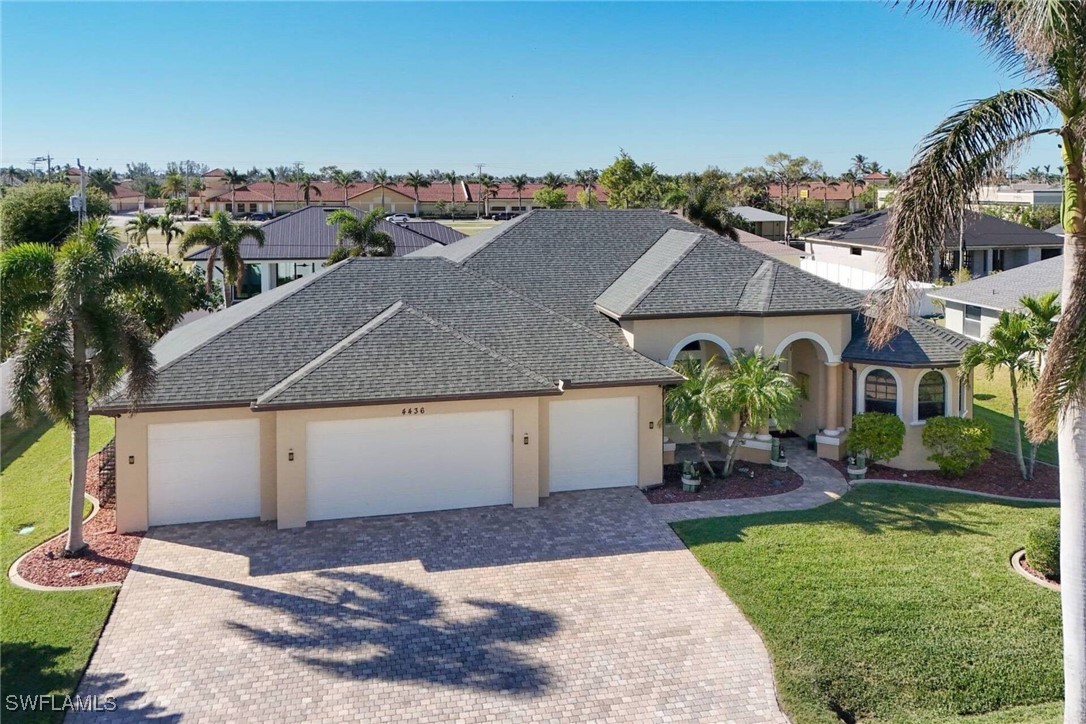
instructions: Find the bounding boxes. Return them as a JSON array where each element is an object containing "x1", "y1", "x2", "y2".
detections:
[
  {"x1": 250, "y1": 213, "x2": 269, "y2": 222},
  {"x1": 490, "y1": 212, "x2": 518, "y2": 221},
  {"x1": 386, "y1": 213, "x2": 411, "y2": 223}
]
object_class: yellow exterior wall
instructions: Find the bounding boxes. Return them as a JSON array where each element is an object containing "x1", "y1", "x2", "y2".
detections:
[
  {"x1": 110, "y1": 385, "x2": 663, "y2": 532},
  {"x1": 113, "y1": 406, "x2": 276, "y2": 534},
  {"x1": 624, "y1": 313, "x2": 852, "y2": 365}
]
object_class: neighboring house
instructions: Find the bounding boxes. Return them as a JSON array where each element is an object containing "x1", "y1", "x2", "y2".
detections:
[
  {"x1": 863, "y1": 172, "x2": 890, "y2": 186},
  {"x1": 801, "y1": 209, "x2": 1062, "y2": 282},
  {"x1": 202, "y1": 180, "x2": 473, "y2": 217},
  {"x1": 879, "y1": 182, "x2": 1062, "y2": 209},
  {"x1": 769, "y1": 183, "x2": 861, "y2": 211},
  {"x1": 95, "y1": 209, "x2": 972, "y2": 533},
  {"x1": 734, "y1": 228, "x2": 806, "y2": 266},
  {"x1": 1046, "y1": 223, "x2": 1065, "y2": 238},
  {"x1": 109, "y1": 184, "x2": 146, "y2": 213},
  {"x1": 730, "y1": 206, "x2": 787, "y2": 241},
  {"x1": 183, "y1": 206, "x2": 466, "y2": 296},
  {"x1": 928, "y1": 255, "x2": 1064, "y2": 340}
]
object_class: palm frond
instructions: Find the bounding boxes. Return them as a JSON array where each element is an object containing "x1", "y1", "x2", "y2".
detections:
[
  {"x1": 0, "y1": 243, "x2": 56, "y2": 357},
  {"x1": 11, "y1": 318, "x2": 72, "y2": 424},
  {"x1": 868, "y1": 88, "x2": 1058, "y2": 346},
  {"x1": 1030, "y1": 247, "x2": 1086, "y2": 437}
]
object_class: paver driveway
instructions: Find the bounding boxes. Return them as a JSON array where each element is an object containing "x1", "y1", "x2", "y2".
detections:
[{"x1": 74, "y1": 487, "x2": 785, "y2": 723}]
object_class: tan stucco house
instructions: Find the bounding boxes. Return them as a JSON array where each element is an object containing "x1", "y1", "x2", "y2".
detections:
[{"x1": 95, "y1": 209, "x2": 973, "y2": 533}]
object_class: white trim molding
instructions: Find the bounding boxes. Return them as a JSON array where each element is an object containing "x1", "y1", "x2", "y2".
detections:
[
  {"x1": 664, "y1": 333, "x2": 736, "y2": 366},
  {"x1": 773, "y1": 331, "x2": 841, "y2": 365},
  {"x1": 856, "y1": 365, "x2": 904, "y2": 418}
]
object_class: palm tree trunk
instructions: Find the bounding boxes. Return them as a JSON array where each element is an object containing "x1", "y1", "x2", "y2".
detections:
[
  {"x1": 723, "y1": 417, "x2": 747, "y2": 477},
  {"x1": 693, "y1": 431, "x2": 716, "y2": 478},
  {"x1": 1060, "y1": 223, "x2": 1086, "y2": 722},
  {"x1": 205, "y1": 249, "x2": 218, "y2": 293},
  {"x1": 66, "y1": 327, "x2": 89, "y2": 554},
  {"x1": 1009, "y1": 370, "x2": 1028, "y2": 479}
]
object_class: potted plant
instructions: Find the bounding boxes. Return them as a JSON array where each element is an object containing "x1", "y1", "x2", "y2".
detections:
[{"x1": 681, "y1": 460, "x2": 702, "y2": 492}]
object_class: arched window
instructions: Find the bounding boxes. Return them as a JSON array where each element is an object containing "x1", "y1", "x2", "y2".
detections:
[
  {"x1": 864, "y1": 370, "x2": 898, "y2": 415},
  {"x1": 917, "y1": 371, "x2": 947, "y2": 420}
]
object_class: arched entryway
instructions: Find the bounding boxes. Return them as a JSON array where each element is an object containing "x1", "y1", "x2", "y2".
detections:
[{"x1": 664, "y1": 333, "x2": 735, "y2": 366}]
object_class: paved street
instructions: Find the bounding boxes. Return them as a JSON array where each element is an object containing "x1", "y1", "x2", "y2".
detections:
[{"x1": 74, "y1": 486, "x2": 787, "y2": 723}]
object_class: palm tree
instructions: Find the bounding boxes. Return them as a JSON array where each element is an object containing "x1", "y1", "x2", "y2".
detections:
[
  {"x1": 157, "y1": 213, "x2": 184, "y2": 256},
  {"x1": 666, "y1": 357, "x2": 730, "y2": 477},
  {"x1": 1021, "y1": 290, "x2": 1062, "y2": 476},
  {"x1": 1, "y1": 220, "x2": 192, "y2": 553},
  {"x1": 369, "y1": 169, "x2": 394, "y2": 207},
  {"x1": 442, "y1": 171, "x2": 460, "y2": 217},
  {"x1": 124, "y1": 211, "x2": 157, "y2": 248},
  {"x1": 222, "y1": 168, "x2": 248, "y2": 216},
  {"x1": 324, "y1": 208, "x2": 394, "y2": 263},
  {"x1": 851, "y1": 154, "x2": 869, "y2": 175},
  {"x1": 296, "y1": 173, "x2": 321, "y2": 207},
  {"x1": 162, "y1": 172, "x2": 186, "y2": 200},
  {"x1": 331, "y1": 169, "x2": 361, "y2": 206},
  {"x1": 177, "y1": 212, "x2": 265, "y2": 303},
  {"x1": 839, "y1": 170, "x2": 866, "y2": 208},
  {"x1": 541, "y1": 172, "x2": 567, "y2": 190},
  {"x1": 682, "y1": 185, "x2": 740, "y2": 241},
  {"x1": 262, "y1": 168, "x2": 279, "y2": 216},
  {"x1": 87, "y1": 168, "x2": 117, "y2": 196},
  {"x1": 402, "y1": 170, "x2": 431, "y2": 216},
  {"x1": 480, "y1": 174, "x2": 501, "y2": 216},
  {"x1": 718, "y1": 347, "x2": 800, "y2": 477},
  {"x1": 962, "y1": 312, "x2": 1039, "y2": 480},
  {"x1": 870, "y1": 6, "x2": 1086, "y2": 717},
  {"x1": 190, "y1": 178, "x2": 205, "y2": 215},
  {"x1": 814, "y1": 173, "x2": 840, "y2": 203},
  {"x1": 507, "y1": 174, "x2": 529, "y2": 211},
  {"x1": 573, "y1": 168, "x2": 599, "y2": 194}
]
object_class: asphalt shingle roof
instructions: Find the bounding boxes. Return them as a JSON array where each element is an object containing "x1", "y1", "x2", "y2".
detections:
[
  {"x1": 804, "y1": 210, "x2": 1062, "y2": 250},
  {"x1": 184, "y1": 206, "x2": 466, "y2": 262},
  {"x1": 927, "y1": 255, "x2": 1064, "y2": 311},
  {"x1": 255, "y1": 301, "x2": 559, "y2": 409},
  {"x1": 843, "y1": 315, "x2": 972, "y2": 367}
]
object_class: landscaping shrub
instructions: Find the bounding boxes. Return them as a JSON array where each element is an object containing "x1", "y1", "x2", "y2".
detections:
[
  {"x1": 922, "y1": 416, "x2": 992, "y2": 477},
  {"x1": 847, "y1": 412, "x2": 905, "y2": 463},
  {"x1": 1026, "y1": 514, "x2": 1060, "y2": 581}
]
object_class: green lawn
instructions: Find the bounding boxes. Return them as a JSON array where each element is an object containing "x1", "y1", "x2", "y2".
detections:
[
  {"x1": 972, "y1": 366, "x2": 1058, "y2": 465},
  {"x1": 1, "y1": 413, "x2": 115, "y2": 723},
  {"x1": 674, "y1": 485, "x2": 1062, "y2": 723}
]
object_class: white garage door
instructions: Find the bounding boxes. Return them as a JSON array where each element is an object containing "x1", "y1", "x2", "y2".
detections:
[
  {"x1": 549, "y1": 397, "x2": 638, "y2": 491},
  {"x1": 306, "y1": 410, "x2": 513, "y2": 521},
  {"x1": 147, "y1": 419, "x2": 261, "y2": 526}
]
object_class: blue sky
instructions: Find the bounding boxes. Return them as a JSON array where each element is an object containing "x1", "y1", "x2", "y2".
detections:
[{"x1": 1, "y1": 2, "x2": 1064, "y2": 176}]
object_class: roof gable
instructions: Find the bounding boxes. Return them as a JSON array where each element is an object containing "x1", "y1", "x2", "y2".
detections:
[
  {"x1": 843, "y1": 315, "x2": 972, "y2": 367},
  {"x1": 804, "y1": 209, "x2": 1063, "y2": 249},
  {"x1": 928, "y1": 255, "x2": 1063, "y2": 310}
]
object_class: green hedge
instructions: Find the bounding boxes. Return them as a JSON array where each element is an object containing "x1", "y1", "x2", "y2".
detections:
[
  {"x1": 847, "y1": 412, "x2": 905, "y2": 463},
  {"x1": 1026, "y1": 514, "x2": 1060, "y2": 581},
  {"x1": 922, "y1": 416, "x2": 992, "y2": 477}
]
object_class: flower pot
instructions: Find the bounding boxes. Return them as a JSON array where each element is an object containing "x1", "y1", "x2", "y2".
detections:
[
  {"x1": 771, "y1": 459, "x2": 789, "y2": 470},
  {"x1": 847, "y1": 466, "x2": 867, "y2": 481},
  {"x1": 681, "y1": 476, "x2": 701, "y2": 493}
]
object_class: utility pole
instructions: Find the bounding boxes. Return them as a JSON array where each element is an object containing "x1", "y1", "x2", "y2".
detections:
[
  {"x1": 77, "y1": 158, "x2": 87, "y2": 224},
  {"x1": 475, "y1": 163, "x2": 484, "y2": 219}
]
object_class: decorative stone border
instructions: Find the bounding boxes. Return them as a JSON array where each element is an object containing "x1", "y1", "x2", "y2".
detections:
[
  {"x1": 850, "y1": 478, "x2": 1059, "y2": 505},
  {"x1": 8, "y1": 491, "x2": 123, "y2": 592},
  {"x1": 1010, "y1": 548, "x2": 1060, "y2": 592}
]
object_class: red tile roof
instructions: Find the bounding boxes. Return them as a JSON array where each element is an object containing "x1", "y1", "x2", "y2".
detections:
[
  {"x1": 202, "y1": 168, "x2": 227, "y2": 177},
  {"x1": 769, "y1": 183, "x2": 857, "y2": 202},
  {"x1": 206, "y1": 181, "x2": 473, "y2": 204},
  {"x1": 110, "y1": 185, "x2": 144, "y2": 199},
  {"x1": 863, "y1": 172, "x2": 889, "y2": 181},
  {"x1": 478, "y1": 183, "x2": 608, "y2": 203}
]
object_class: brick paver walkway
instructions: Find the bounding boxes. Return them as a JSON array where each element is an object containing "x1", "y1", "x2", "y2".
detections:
[
  {"x1": 73, "y1": 482, "x2": 800, "y2": 723},
  {"x1": 74, "y1": 443, "x2": 848, "y2": 723}
]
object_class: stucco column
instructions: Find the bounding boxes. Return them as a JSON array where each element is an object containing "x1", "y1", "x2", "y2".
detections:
[
  {"x1": 824, "y1": 362, "x2": 842, "y2": 431},
  {"x1": 260, "y1": 263, "x2": 275, "y2": 293}
]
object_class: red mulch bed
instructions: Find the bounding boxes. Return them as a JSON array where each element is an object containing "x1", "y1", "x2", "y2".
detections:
[
  {"x1": 15, "y1": 440, "x2": 143, "y2": 588},
  {"x1": 644, "y1": 462, "x2": 803, "y2": 504},
  {"x1": 827, "y1": 448, "x2": 1059, "y2": 500},
  {"x1": 1020, "y1": 554, "x2": 1060, "y2": 585}
]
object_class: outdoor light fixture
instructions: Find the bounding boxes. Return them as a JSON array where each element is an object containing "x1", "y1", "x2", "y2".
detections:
[
  {"x1": 649, "y1": 421, "x2": 654, "y2": 429},
  {"x1": 128, "y1": 455, "x2": 134, "y2": 465},
  {"x1": 523, "y1": 434, "x2": 529, "y2": 445},
  {"x1": 288, "y1": 449, "x2": 294, "y2": 461}
]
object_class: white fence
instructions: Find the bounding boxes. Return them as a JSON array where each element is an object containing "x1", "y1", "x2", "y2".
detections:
[{"x1": 800, "y1": 258, "x2": 939, "y2": 317}]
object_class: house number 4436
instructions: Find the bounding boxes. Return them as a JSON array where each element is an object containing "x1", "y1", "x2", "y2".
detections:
[{"x1": 401, "y1": 407, "x2": 425, "y2": 415}]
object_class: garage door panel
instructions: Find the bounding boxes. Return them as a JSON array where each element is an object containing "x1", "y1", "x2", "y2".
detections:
[
  {"x1": 307, "y1": 410, "x2": 512, "y2": 521},
  {"x1": 148, "y1": 419, "x2": 261, "y2": 526},
  {"x1": 549, "y1": 397, "x2": 638, "y2": 491}
]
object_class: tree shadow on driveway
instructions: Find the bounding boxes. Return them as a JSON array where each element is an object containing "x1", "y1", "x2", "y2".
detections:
[{"x1": 131, "y1": 564, "x2": 557, "y2": 695}]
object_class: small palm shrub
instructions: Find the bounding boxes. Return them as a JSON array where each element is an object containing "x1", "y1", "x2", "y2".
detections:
[
  {"x1": 922, "y1": 416, "x2": 992, "y2": 478},
  {"x1": 847, "y1": 412, "x2": 905, "y2": 464},
  {"x1": 1026, "y1": 514, "x2": 1060, "y2": 581}
]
